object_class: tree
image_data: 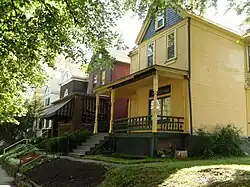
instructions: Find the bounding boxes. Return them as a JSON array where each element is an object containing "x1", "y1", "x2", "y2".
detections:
[
  {"x1": 0, "y1": 96, "x2": 43, "y2": 144},
  {"x1": 0, "y1": 0, "x2": 123, "y2": 123}
]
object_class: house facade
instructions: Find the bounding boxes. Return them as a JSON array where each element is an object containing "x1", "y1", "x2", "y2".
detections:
[
  {"x1": 87, "y1": 48, "x2": 130, "y2": 119},
  {"x1": 93, "y1": 8, "x2": 250, "y2": 156}
]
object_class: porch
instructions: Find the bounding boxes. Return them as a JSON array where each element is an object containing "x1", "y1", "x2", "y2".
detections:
[{"x1": 94, "y1": 65, "x2": 191, "y2": 134}]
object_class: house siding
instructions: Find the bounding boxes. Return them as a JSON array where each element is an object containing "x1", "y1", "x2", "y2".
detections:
[
  {"x1": 60, "y1": 80, "x2": 88, "y2": 98},
  {"x1": 190, "y1": 18, "x2": 248, "y2": 135},
  {"x1": 142, "y1": 8, "x2": 183, "y2": 42},
  {"x1": 128, "y1": 78, "x2": 188, "y2": 132},
  {"x1": 112, "y1": 63, "x2": 130, "y2": 81},
  {"x1": 131, "y1": 19, "x2": 188, "y2": 73}
]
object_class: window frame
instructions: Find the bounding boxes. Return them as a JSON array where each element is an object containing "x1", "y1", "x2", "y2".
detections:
[
  {"x1": 166, "y1": 30, "x2": 177, "y2": 62},
  {"x1": 148, "y1": 85, "x2": 171, "y2": 116},
  {"x1": 147, "y1": 42, "x2": 155, "y2": 67},
  {"x1": 155, "y1": 13, "x2": 165, "y2": 31},
  {"x1": 93, "y1": 73, "x2": 97, "y2": 89},
  {"x1": 149, "y1": 95, "x2": 171, "y2": 116},
  {"x1": 101, "y1": 70, "x2": 106, "y2": 85},
  {"x1": 248, "y1": 46, "x2": 250, "y2": 71}
]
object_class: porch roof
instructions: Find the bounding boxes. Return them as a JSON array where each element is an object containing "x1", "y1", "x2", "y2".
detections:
[{"x1": 94, "y1": 65, "x2": 188, "y2": 94}]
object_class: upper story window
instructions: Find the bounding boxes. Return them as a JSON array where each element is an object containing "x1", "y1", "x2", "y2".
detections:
[
  {"x1": 64, "y1": 88, "x2": 68, "y2": 97},
  {"x1": 93, "y1": 73, "x2": 97, "y2": 88},
  {"x1": 101, "y1": 71, "x2": 106, "y2": 85},
  {"x1": 167, "y1": 31, "x2": 176, "y2": 61},
  {"x1": 147, "y1": 43, "x2": 154, "y2": 66},
  {"x1": 155, "y1": 13, "x2": 165, "y2": 30},
  {"x1": 45, "y1": 97, "x2": 50, "y2": 106},
  {"x1": 248, "y1": 46, "x2": 250, "y2": 71}
]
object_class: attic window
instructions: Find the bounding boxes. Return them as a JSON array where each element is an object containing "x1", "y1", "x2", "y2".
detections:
[{"x1": 155, "y1": 13, "x2": 165, "y2": 30}]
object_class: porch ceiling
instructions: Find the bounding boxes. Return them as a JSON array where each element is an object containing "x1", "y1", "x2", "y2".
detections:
[{"x1": 95, "y1": 65, "x2": 188, "y2": 97}]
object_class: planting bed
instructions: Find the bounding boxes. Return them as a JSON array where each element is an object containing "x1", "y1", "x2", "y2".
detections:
[{"x1": 25, "y1": 158, "x2": 107, "y2": 187}]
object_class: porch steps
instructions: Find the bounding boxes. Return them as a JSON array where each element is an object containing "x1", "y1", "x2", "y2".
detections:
[{"x1": 69, "y1": 133, "x2": 109, "y2": 158}]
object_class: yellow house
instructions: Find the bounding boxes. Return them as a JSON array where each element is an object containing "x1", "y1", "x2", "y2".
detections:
[{"x1": 93, "y1": 8, "x2": 250, "y2": 156}]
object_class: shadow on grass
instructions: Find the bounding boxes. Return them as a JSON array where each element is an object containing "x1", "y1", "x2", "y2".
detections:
[{"x1": 208, "y1": 170, "x2": 250, "y2": 187}]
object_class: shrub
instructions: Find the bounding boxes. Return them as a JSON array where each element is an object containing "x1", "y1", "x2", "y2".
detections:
[
  {"x1": 188, "y1": 124, "x2": 244, "y2": 157},
  {"x1": 213, "y1": 125, "x2": 244, "y2": 156},
  {"x1": 38, "y1": 130, "x2": 91, "y2": 154}
]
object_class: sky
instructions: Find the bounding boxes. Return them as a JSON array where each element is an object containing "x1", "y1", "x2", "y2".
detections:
[{"x1": 116, "y1": 1, "x2": 247, "y2": 50}]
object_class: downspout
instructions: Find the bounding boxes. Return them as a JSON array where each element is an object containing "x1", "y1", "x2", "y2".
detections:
[{"x1": 188, "y1": 17, "x2": 193, "y2": 135}]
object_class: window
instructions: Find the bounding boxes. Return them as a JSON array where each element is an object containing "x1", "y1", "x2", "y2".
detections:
[
  {"x1": 149, "y1": 85, "x2": 171, "y2": 116},
  {"x1": 167, "y1": 32, "x2": 176, "y2": 60},
  {"x1": 248, "y1": 46, "x2": 250, "y2": 71},
  {"x1": 149, "y1": 97, "x2": 171, "y2": 116},
  {"x1": 148, "y1": 43, "x2": 154, "y2": 66},
  {"x1": 64, "y1": 88, "x2": 68, "y2": 97},
  {"x1": 93, "y1": 73, "x2": 97, "y2": 88},
  {"x1": 45, "y1": 97, "x2": 50, "y2": 106},
  {"x1": 155, "y1": 13, "x2": 165, "y2": 30},
  {"x1": 101, "y1": 71, "x2": 106, "y2": 85}
]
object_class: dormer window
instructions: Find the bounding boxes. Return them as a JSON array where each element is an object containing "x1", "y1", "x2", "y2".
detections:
[
  {"x1": 147, "y1": 43, "x2": 154, "y2": 66},
  {"x1": 155, "y1": 13, "x2": 165, "y2": 30}
]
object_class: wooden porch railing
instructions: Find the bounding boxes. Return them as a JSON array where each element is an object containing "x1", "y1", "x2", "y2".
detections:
[
  {"x1": 113, "y1": 115, "x2": 184, "y2": 133},
  {"x1": 157, "y1": 116, "x2": 184, "y2": 132},
  {"x1": 113, "y1": 116, "x2": 152, "y2": 133}
]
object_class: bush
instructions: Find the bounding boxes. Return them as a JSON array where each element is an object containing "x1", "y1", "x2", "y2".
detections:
[
  {"x1": 213, "y1": 125, "x2": 244, "y2": 156},
  {"x1": 38, "y1": 130, "x2": 91, "y2": 154},
  {"x1": 188, "y1": 125, "x2": 245, "y2": 157}
]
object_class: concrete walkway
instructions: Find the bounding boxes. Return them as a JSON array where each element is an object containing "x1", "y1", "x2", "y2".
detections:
[{"x1": 0, "y1": 166, "x2": 14, "y2": 185}]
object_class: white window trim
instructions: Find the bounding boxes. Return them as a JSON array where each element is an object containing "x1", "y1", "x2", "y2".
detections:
[
  {"x1": 155, "y1": 13, "x2": 165, "y2": 31},
  {"x1": 166, "y1": 30, "x2": 177, "y2": 62},
  {"x1": 147, "y1": 42, "x2": 155, "y2": 66}
]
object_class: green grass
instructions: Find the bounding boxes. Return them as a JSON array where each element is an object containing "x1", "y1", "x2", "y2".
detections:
[
  {"x1": 100, "y1": 157, "x2": 250, "y2": 187},
  {"x1": 84, "y1": 154, "x2": 166, "y2": 164}
]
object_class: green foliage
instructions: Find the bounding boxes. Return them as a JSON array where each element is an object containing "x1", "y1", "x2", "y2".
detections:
[
  {"x1": 84, "y1": 154, "x2": 164, "y2": 164},
  {"x1": 188, "y1": 125, "x2": 245, "y2": 157},
  {"x1": 0, "y1": 0, "x2": 123, "y2": 123},
  {"x1": 213, "y1": 125, "x2": 244, "y2": 156},
  {"x1": 38, "y1": 130, "x2": 91, "y2": 154},
  {"x1": 100, "y1": 157, "x2": 250, "y2": 187},
  {"x1": 0, "y1": 96, "x2": 43, "y2": 144}
]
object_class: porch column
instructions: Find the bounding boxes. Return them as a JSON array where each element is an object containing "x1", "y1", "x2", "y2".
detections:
[
  {"x1": 93, "y1": 94, "x2": 100, "y2": 134},
  {"x1": 152, "y1": 72, "x2": 159, "y2": 133},
  {"x1": 109, "y1": 90, "x2": 115, "y2": 133}
]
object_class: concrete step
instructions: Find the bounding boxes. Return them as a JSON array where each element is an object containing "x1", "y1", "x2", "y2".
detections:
[{"x1": 69, "y1": 133, "x2": 110, "y2": 157}]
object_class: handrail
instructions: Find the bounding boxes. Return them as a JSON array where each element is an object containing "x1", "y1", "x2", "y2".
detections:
[{"x1": 3, "y1": 138, "x2": 30, "y2": 155}]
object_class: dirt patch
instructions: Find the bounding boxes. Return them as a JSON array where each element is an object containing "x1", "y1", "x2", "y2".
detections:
[
  {"x1": 159, "y1": 165, "x2": 250, "y2": 187},
  {"x1": 25, "y1": 158, "x2": 107, "y2": 187}
]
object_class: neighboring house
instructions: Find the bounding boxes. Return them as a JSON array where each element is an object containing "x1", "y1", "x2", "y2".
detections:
[
  {"x1": 93, "y1": 8, "x2": 250, "y2": 157},
  {"x1": 87, "y1": 48, "x2": 130, "y2": 119},
  {"x1": 38, "y1": 62, "x2": 110, "y2": 137}
]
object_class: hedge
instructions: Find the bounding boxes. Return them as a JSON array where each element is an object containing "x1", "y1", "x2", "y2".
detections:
[{"x1": 36, "y1": 130, "x2": 91, "y2": 154}]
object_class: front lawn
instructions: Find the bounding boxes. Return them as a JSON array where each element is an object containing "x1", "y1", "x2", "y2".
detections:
[
  {"x1": 84, "y1": 154, "x2": 166, "y2": 164},
  {"x1": 100, "y1": 157, "x2": 250, "y2": 187}
]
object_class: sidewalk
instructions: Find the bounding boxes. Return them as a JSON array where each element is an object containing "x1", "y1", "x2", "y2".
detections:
[{"x1": 0, "y1": 166, "x2": 14, "y2": 185}]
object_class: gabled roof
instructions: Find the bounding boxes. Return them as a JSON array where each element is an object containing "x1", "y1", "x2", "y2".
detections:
[
  {"x1": 136, "y1": 8, "x2": 242, "y2": 45},
  {"x1": 107, "y1": 48, "x2": 130, "y2": 64}
]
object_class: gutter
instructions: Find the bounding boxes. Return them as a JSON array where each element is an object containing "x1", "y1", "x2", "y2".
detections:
[{"x1": 187, "y1": 17, "x2": 193, "y2": 135}]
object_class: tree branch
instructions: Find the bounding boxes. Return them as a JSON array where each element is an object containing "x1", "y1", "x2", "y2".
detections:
[{"x1": 63, "y1": 0, "x2": 78, "y2": 24}]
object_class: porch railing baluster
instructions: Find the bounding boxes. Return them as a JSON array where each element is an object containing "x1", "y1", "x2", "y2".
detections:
[{"x1": 113, "y1": 115, "x2": 184, "y2": 133}]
